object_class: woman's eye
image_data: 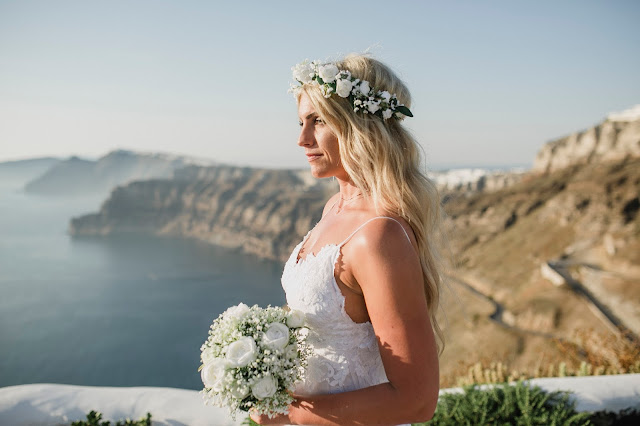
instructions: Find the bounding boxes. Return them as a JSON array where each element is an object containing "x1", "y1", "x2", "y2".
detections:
[
  {"x1": 315, "y1": 118, "x2": 325, "y2": 125},
  {"x1": 298, "y1": 121, "x2": 303, "y2": 127}
]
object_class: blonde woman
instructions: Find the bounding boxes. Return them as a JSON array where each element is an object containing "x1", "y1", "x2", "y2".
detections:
[{"x1": 252, "y1": 54, "x2": 443, "y2": 425}]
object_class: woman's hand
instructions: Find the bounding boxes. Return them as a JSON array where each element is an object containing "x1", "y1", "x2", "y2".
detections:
[
  {"x1": 250, "y1": 391, "x2": 298, "y2": 424},
  {"x1": 249, "y1": 411, "x2": 292, "y2": 425}
]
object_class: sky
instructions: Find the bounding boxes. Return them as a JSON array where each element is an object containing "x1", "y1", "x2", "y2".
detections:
[{"x1": 1, "y1": 0, "x2": 639, "y2": 169}]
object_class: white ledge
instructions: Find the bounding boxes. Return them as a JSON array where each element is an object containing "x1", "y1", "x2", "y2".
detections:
[
  {"x1": 0, "y1": 384, "x2": 243, "y2": 426},
  {"x1": 1, "y1": 375, "x2": 639, "y2": 425}
]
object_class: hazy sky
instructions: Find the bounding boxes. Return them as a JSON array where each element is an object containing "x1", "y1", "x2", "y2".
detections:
[{"x1": 1, "y1": 0, "x2": 639, "y2": 169}]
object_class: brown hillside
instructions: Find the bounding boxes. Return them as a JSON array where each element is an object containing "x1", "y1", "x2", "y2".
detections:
[{"x1": 438, "y1": 157, "x2": 640, "y2": 384}]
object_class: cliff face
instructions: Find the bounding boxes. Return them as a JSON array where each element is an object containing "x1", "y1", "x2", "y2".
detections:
[
  {"x1": 70, "y1": 165, "x2": 337, "y2": 261},
  {"x1": 68, "y1": 161, "x2": 521, "y2": 261},
  {"x1": 445, "y1": 157, "x2": 640, "y2": 330},
  {"x1": 24, "y1": 150, "x2": 213, "y2": 197},
  {"x1": 534, "y1": 108, "x2": 640, "y2": 173}
]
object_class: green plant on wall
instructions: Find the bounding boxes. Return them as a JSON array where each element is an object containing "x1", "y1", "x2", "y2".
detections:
[
  {"x1": 70, "y1": 410, "x2": 151, "y2": 426},
  {"x1": 415, "y1": 381, "x2": 591, "y2": 426}
]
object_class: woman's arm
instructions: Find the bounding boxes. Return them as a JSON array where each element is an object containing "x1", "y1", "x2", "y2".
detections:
[{"x1": 254, "y1": 219, "x2": 440, "y2": 425}]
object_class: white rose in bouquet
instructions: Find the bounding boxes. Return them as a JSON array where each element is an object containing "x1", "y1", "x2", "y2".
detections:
[
  {"x1": 229, "y1": 382, "x2": 250, "y2": 399},
  {"x1": 285, "y1": 343, "x2": 298, "y2": 360},
  {"x1": 201, "y1": 346, "x2": 217, "y2": 365},
  {"x1": 252, "y1": 375, "x2": 278, "y2": 399},
  {"x1": 200, "y1": 303, "x2": 309, "y2": 419},
  {"x1": 286, "y1": 310, "x2": 306, "y2": 328},
  {"x1": 225, "y1": 336, "x2": 257, "y2": 367},
  {"x1": 201, "y1": 358, "x2": 230, "y2": 392},
  {"x1": 262, "y1": 322, "x2": 290, "y2": 350},
  {"x1": 223, "y1": 303, "x2": 250, "y2": 323}
]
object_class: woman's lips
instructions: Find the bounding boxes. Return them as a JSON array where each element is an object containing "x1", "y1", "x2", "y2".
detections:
[{"x1": 306, "y1": 154, "x2": 322, "y2": 162}]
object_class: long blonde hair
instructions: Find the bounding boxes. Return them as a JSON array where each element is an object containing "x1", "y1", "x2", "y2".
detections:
[{"x1": 298, "y1": 54, "x2": 445, "y2": 354}]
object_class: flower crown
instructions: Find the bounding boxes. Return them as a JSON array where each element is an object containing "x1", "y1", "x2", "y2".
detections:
[{"x1": 290, "y1": 60, "x2": 413, "y2": 120}]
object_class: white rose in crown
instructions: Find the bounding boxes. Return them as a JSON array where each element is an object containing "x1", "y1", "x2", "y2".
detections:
[
  {"x1": 224, "y1": 303, "x2": 250, "y2": 323},
  {"x1": 262, "y1": 322, "x2": 290, "y2": 350},
  {"x1": 318, "y1": 64, "x2": 339, "y2": 83},
  {"x1": 358, "y1": 80, "x2": 371, "y2": 96},
  {"x1": 366, "y1": 100, "x2": 380, "y2": 114},
  {"x1": 292, "y1": 62, "x2": 315, "y2": 84},
  {"x1": 252, "y1": 375, "x2": 278, "y2": 400},
  {"x1": 290, "y1": 59, "x2": 414, "y2": 120},
  {"x1": 335, "y1": 78, "x2": 353, "y2": 98},
  {"x1": 201, "y1": 357, "x2": 230, "y2": 391},
  {"x1": 225, "y1": 336, "x2": 257, "y2": 367},
  {"x1": 286, "y1": 309, "x2": 306, "y2": 328}
]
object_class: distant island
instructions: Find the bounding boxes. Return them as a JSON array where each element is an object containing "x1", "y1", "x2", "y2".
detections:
[
  {"x1": 22, "y1": 149, "x2": 216, "y2": 199},
  {"x1": 0, "y1": 157, "x2": 60, "y2": 187}
]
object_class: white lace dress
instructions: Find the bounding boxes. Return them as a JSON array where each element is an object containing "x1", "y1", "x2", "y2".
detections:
[{"x1": 281, "y1": 217, "x2": 411, "y2": 426}]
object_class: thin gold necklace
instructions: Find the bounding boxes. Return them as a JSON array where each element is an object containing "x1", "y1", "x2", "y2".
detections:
[
  {"x1": 335, "y1": 192, "x2": 363, "y2": 214},
  {"x1": 340, "y1": 192, "x2": 363, "y2": 202}
]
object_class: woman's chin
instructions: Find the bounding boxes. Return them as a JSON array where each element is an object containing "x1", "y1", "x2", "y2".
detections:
[
  {"x1": 308, "y1": 166, "x2": 326, "y2": 179},
  {"x1": 310, "y1": 169, "x2": 334, "y2": 179}
]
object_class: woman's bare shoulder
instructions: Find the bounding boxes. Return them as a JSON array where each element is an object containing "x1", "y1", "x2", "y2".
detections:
[{"x1": 351, "y1": 213, "x2": 417, "y2": 252}]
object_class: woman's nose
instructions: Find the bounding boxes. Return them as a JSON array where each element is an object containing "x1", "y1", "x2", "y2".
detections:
[{"x1": 297, "y1": 124, "x2": 315, "y2": 147}]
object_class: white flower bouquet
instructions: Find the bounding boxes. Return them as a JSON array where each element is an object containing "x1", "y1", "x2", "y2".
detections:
[{"x1": 199, "y1": 303, "x2": 309, "y2": 419}]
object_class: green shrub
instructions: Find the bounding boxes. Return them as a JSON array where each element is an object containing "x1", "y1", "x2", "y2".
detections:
[
  {"x1": 70, "y1": 410, "x2": 151, "y2": 426},
  {"x1": 415, "y1": 381, "x2": 591, "y2": 425},
  {"x1": 588, "y1": 407, "x2": 640, "y2": 426}
]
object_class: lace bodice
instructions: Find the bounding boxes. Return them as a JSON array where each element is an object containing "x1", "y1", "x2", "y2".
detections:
[{"x1": 281, "y1": 216, "x2": 411, "y2": 426}]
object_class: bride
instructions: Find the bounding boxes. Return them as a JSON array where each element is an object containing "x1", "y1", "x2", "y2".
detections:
[{"x1": 252, "y1": 54, "x2": 443, "y2": 425}]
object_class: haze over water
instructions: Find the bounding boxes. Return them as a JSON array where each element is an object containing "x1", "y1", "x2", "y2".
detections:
[{"x1": 0, "y1": 182, "x2": 285, "y2": 390}]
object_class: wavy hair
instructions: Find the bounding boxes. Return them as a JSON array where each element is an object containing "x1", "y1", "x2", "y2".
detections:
[{"x1": 298, "y1": 54, "x2": 446, "y2": 354}]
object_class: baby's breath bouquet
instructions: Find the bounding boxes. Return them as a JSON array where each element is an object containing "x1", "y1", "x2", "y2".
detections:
[{"x1": 199, "y1": 303, "x2": 309, "y2": 419}]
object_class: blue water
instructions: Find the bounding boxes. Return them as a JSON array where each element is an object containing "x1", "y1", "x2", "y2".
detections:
[{"x1": 0, "y1": 182, "x2": 286, "y2": 390}]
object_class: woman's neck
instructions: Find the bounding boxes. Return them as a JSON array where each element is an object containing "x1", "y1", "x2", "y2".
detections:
[{"x1": 336, "y1": 177, "x2": 361, "y2": 200}]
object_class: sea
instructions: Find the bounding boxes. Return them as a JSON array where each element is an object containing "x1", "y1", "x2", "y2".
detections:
[{"x1": 0, "y1": 181, "x2": 285, "y2": 390}]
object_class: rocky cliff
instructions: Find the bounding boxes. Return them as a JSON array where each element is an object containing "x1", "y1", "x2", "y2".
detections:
[
  {"x1": 70, "y1": 165, "x2": 337, "y2": 261},
  {"x1": 444, "y1": 157, "x2": 639, "y2": 321},
  {"x1": 534, "y1": 105, "x2": 640, "y2": 173},
  {"x1": 68, "y1": 162, "x2": 522, "y2": 261},
  {"x1": 24, "y1": 150, "x2": 214, "y2": 198}
]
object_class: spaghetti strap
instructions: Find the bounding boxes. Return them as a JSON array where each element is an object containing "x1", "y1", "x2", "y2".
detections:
[{"x1": 339, "y1": 216, "x2": 412, "y2": 247}]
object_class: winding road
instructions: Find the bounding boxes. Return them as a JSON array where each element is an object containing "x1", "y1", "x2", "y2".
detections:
[{"x1": 448, "y1": 260, "x2": 638, "y2": 344}]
